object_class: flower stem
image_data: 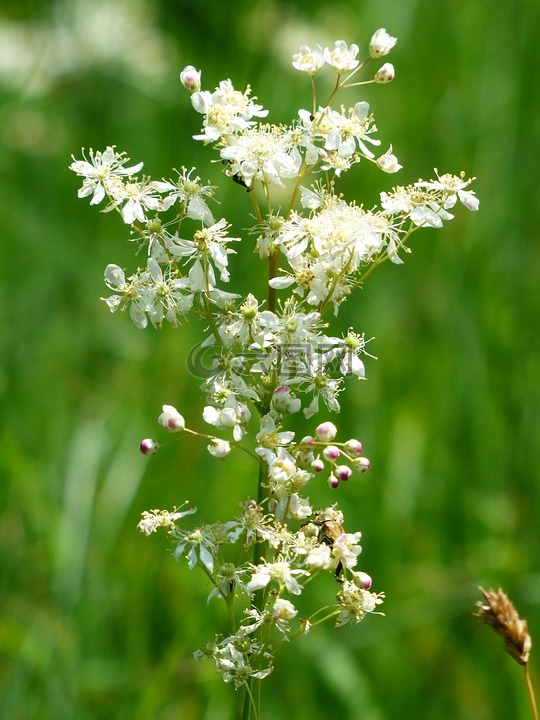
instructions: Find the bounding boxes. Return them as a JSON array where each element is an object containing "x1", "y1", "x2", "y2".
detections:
[
  {"x1": 241, "y1": 678, "x2": 259, "y2": 720},
  {"x1": 253, "y1": 463, "x2": 268, "y2": 566},
  {"x1": 525, "y1": 664, "x2": 538, "y2": 720},
  {"x1": 268, "y1": 248, "x2": 279, "y2": 313},
  {"x1": 236, "y1": 685, "x2": 247, "y2": 720}
]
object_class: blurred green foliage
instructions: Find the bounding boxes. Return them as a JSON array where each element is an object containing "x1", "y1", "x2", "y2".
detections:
[{"x1": 1, "y1": 0, "x2": 539, "y2": 718}]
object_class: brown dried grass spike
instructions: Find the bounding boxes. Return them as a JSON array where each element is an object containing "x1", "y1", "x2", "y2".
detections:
[{"x1": 476, "y1": 586, "x2": 532, "y2": 665}]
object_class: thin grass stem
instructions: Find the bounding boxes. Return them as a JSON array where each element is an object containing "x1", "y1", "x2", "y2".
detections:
[{"x1": 525, "y1": 664, "x2": 538, "y2": 720}]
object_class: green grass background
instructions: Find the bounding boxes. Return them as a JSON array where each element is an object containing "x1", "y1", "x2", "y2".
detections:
[{"x1": 1, "y1": 0, "x2": 539, "y2": 718}]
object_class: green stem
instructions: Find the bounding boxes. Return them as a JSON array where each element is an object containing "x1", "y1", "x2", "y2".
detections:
[
  {"x1": 236, "y1": 685, "x2": 247, "y2": 720},
  {"x1": 250, "y1": 187, "x2": 263, "y2": 227},
  {"x1": 200, "y1": 258, "x2": 222, "y2": 345},
  {"x1": 241, "y1": 678, "x2": 259, "y2": 720},
  {"x1": 252, "y1": 464, "x2": 269, "y2": 567},
  {"x1": 268, "y1": 249, "x2": 279, "y2": 313}
]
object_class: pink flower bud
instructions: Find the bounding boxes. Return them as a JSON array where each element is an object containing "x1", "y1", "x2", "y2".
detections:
[
  {"x1": 353, "y1": 571, "x2": 373, "y2": 589},
  {"x1": 323, "y1": 445, "x2": 340, "y2": 461},
  {"x1": 354, "y1": 456, "x2": 371, "y2": 473},
  {"x1": 344, "y1": 439, "x2": 363, "y2": 457},
  {"x1": 158, "y1": 404, "x2": 185, "y2": 432},
  {"x1": 374, "y1": 63, "x2": 395, "y2": 84},
  {"x1": 311, "y1": 458, "x2": 325, "y2": 473},
  {"x1": 315, "y1": 421, "x2": 338, "y2": 441},
  {"x1": 327, "y1": 473, "x2": 340, "y2": 489},
  {"x1": 180, "y1": 65, "x2": 201, "y2": 92},
  {"x1": 140, "y1": 438, "x2": 159, "y2": 455},
  {"x1": 335, "y1": 464, "x2": 352, "y2": 482}
]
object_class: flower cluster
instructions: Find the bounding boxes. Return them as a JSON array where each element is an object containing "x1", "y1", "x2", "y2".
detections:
[{"x1": 70, "y1": 29, "x2": 477, "y2": 705}]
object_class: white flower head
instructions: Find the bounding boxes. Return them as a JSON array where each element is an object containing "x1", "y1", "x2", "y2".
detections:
[
  {"x1": 323, "y1": 41, "x2": 360, "y2": 73},
  {"x1": 418, "y1": 170, "x2": 480, "y2": 212},
  {"x1": 247, "y1": 560, "x2": 307, "y2": 595},
  {"x1": 305, "y1": 544, "x2": 332, "y2": 570},
  {"x1": 336, "y1": 580, "x2": 384, "y2": 626},
  {"x1": 207, "y1": 438, "x2": 231, "y2": 458},
  {"x1": 220, "y1": 126, "x2": 303, "y2": 189},
  {"x1": 273, "y1": 598, "x2": 298, "y2": 620},
  {"x1": 292, "y1": 44, "x2": 325, "y2": 75},
  {"x1": 203, "y1": 396, "x2": 251, "y2": 441},
  {"x1": 70, "y1": 146, "x2": 143, "y2": 206},
  {"x1": 332, "y1": 531, "x2": 363, "y2": 570},
  {"x1": 369, "y1": 28, "x2": 397, "y2": 58},
  {"x1": 271, "y1": 386, "x2": 301, "y2": 414},
  {"x1": 191, "y1": 79, "x2": 268, "y2": 143},
  {"x1": 288, "y1": 493, "x2": 313, "y2": 521},
  {"x1": 137, "y1": 504, "x2": 196, "y2": 536},
  {"x1": 154, "y1": 167, "x2": 215, "y2": 226}
]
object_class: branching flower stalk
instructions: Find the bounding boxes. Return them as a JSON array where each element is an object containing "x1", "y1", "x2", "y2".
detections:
[{"x1": 71, "y1": 29, "x2": 478, "y2": 720}]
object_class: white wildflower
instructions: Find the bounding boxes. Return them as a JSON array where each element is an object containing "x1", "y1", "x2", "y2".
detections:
[
  {"x1": 137, "y1": 504, "x2": 196, "y2": 536},
  {"x1": 369, "y1": 28, "x2": 397, "y2": 58},
  {"x1": 191, "y1": 79, "x2": 268, "y2": 142},
  {"x1": 292, "y1": 44, "x2": 325, "y2": 74},
  {"x1": 323, "y1": 41, "x2": 360, "y2": 73},
  {"x1": 247, "y1": 560, "x2": 308, "y2": 595},
  {"x1": 220, "y1": 126, "x2": 303, "y2": 188},
  {"x1": 335, "y1": 580, "x2": 384, "y2": 626},
  {"x1": 69, "y1": 146, "x2": 143, "y2": 206}
]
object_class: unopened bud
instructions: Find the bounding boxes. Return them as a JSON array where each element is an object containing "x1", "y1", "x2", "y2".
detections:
[
  {"x1": 374, "y1": 63, "x2": 395, "y2": 84},
  {"x1": 344, "y1": 439, "x2": 363, "y2": 457},
  {"x1": 158, "y1": 404, "x2": 185, "y2": 432},
  {"x1": 377, "y1": 146, "x2": 402, "y2": 173},
  {"x1": 354, "y1": 456, "x2": 371, "y2": 473},
  {"x1": 353, "y1": 571, "x2": 373, "y2": 590},
  {"x1": 323, "y1": 445, "x2": 340, "y2": 461},
  {"x1": 327, "y1": 473, "x2": 340, "y2": 489},
  {"x1": 311, "y1": 458, "x2": 325, "y2": 473},
  {"x1": 335, "y1": 464, "x2": 352, "y2": 482},
  {"x1": 315, "y1": 421, "x2": 338, "y2": 441},
  {"x1": 180, "y1": 65, "x2": 201, "y2": 92},
  {"x1": 140, "y1": 438, "x2": 159, "y2": 455}
]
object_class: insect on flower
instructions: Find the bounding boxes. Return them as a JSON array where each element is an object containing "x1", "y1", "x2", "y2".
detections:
[
  {"x1": 311, "y1": 509, "x2": 345, "y2": 545},
  {"x1": 303, "y1": 508, "x2": 347, "y2": 578}
]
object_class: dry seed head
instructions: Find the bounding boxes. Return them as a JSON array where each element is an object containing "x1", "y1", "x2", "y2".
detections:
[{"x1": 475, "y1": 587, "x2": 532, "y2": 665}]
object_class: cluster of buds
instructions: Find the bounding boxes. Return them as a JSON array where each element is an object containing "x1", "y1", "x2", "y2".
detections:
[{"x1": 294, "y1": 422, "x2": 370, "y2": 489}]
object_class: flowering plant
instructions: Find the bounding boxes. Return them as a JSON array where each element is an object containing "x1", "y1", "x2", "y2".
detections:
[{"x1": 70, "y1": 29, "x2": 478, "y2": 719}]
